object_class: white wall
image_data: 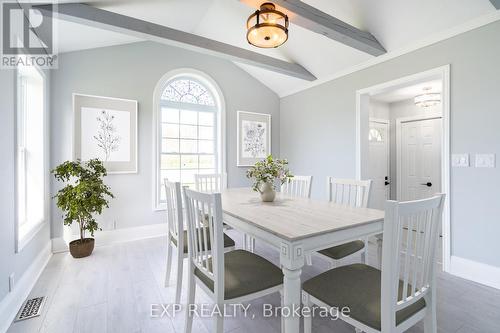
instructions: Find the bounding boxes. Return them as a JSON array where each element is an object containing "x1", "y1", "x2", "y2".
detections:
[
  {"x1": 280, "y1": 20, "x2": 500, "y2": 268},
  {"x1": 50, "y1": 41, "x2": 280, "y2": 240}
]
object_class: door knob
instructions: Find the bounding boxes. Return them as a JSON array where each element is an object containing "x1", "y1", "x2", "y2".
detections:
[{"x1": 420, "y1": 182, "x2": 432, "y2": 187}]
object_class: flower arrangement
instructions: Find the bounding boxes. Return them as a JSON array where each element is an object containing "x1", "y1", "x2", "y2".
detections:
[{"x1": 246, "y1": 155, "x2": 293, "y2": 198}]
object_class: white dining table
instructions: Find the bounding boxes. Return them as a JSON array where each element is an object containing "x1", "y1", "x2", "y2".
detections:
[{"x1": 221, "y1": 187, "x2": 385, "y2": 333}]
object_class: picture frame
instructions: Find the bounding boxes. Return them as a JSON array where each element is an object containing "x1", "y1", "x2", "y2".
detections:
[
  {"x1": 237, "y1": 111, "x2": 271, "y2": 167},
  {"x1": 73, "y1": 93, "x2": 138, "y2": 174}
]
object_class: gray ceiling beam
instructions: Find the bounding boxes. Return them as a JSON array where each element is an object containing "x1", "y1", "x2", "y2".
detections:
[
  {"x1": 35, "y1": 3, "x2": 316, "y2": 81},
  {"x1": 243, "y1": 0, "x2": 386, "y2": 56},
  {"x1": 490, "y1": 0, "x2": 500, "y2": 9}
]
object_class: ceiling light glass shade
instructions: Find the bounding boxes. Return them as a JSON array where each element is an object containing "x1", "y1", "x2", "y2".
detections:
[
  {"x1": 414, "y1": 91, "x2": 441, "y2": 108},
  {"x1": 247, "y1": 3, "x2": 288, "y2": 48}
]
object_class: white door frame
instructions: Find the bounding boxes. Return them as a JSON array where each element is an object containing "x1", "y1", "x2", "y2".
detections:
[
  {"x1": 356, "y1": 65, "x2": 451, "y2": 272},
  {"x1": 396, "y1": 112, "x2": 443, "y2": 200},
  {"x1": 369, "y1": 118, "x2": 391, "y2": 203}
]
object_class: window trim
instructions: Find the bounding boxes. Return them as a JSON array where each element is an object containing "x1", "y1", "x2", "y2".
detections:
[
  {"x1": 152, "y1": 69, "x2": 226, "y2": 210},
  {"x1": 14, "y1": 65, "x2": 49, "y2": 252}
]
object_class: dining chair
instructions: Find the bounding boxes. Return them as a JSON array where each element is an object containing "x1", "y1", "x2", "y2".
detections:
[
  {"x1": 302, "y1": 194, "x2": 445, "y2": 333},
  {"x1": 163, "y1": 180, "x2": 235, "y2": 304},
  {"x1": 281, "y1": 175, "x2": 313, "y2": 198},
  {"x1": 315, "y1": 178, "x2": 372, "y2": 268},
  {"x1": 194, "y1": 173, "x2": 227, "y2": 193},
  {"x1": 183, "y1": 188, "x2": 284, "y2": 333}
]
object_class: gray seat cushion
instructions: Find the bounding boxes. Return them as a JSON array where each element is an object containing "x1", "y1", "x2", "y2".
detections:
[
  {"x1": 171, "y1": 231, "x2": 235, "y2": 254},
  {"x1": 195, "y1": 249, "x2": 283, "y2": 300},
  {"x1": 303, "y1": 264, "x2": 426, "y2": 331},
  {"x1": 318, "y1": 240, "x2": 365, "y2": 260}
]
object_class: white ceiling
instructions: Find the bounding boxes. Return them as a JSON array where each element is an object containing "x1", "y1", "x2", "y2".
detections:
[
  {"x1": 371, "y1": 79, "x2": 442, "y2": 104},
  {"x1": 52, "y1": 0, "x2": 498, "y2": 96}
]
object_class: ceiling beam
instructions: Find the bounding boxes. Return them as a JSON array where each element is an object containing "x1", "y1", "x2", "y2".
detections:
[
  {"x1": 490, "y1": 0, "x2": 500, "y2": 9},
  {"x1": 35, "y1": 3, "x2": 316, "y2": 81},
  {"x1": 242, "y1": 0, "x2": 386, "y2": 56}
]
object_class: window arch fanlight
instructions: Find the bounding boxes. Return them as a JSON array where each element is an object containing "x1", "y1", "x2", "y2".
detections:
[{"x1": 153, "y1": 69, "x2": 225, "y2": 209}]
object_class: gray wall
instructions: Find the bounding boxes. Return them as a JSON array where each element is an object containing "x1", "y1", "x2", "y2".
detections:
[
  {"x1": 0, "y1": 70, "x2": 51, "y2": 303},
  {"x1": 280, "y1": 21, "x2": 500, "y2": 268},
  {"x1": 50, "y1": 41, "x2": 280, "y2": 238}
]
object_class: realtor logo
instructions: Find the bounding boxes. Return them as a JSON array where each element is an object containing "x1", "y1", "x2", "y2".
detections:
[{"x1": 1, "y1": 2, "x2": 57, "y2": 68}]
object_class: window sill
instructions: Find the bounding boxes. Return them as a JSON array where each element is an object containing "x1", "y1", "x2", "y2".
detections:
[{"x1": 17, "y1": 219, "x2": 46, "y2": 253}]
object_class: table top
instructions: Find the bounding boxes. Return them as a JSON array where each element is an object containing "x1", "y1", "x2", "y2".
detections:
[{"x1": 221, "y1": 188, "x2": 385, "y2": 241}]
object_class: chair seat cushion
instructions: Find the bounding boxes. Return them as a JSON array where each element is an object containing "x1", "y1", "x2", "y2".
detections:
[
  {"x1": 303, "y1": 264, "x2": 426, "y2": 331},
  {"x1": 318, "y1": 240, "x2": 365, "y2": 260},
  {"x1": 171, "y1": 231, "x2": 235, "y2": 254},
  {"x1": 195, "y1": 249, "x2": 283, "y2": 300}
]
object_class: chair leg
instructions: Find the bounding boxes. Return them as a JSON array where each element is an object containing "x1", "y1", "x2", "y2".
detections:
[
  {"x1": 424, "y1": 289, "x2": 437, "y2": 333},
  {"x1": 184, "y1": 264, "x2": 196, "y2": 333},
  {"x1": 175, "y1": 250, "x2": 184, "y2": 304},
  {"x1": 279, "y1": 290, "x2": 285, "y2": 333},
  {"x1": 213, "y1": 304, "x2": 224, "y2": 333},
  {"x1": 164, "y1": 241, "x2": 173, "y2": 287},
  {"x1": 376, "y1": 235, "x2": 383, "y2": 269},
  {"x1": 302, "y1": 292, "x2": 313, "y2": 333}
]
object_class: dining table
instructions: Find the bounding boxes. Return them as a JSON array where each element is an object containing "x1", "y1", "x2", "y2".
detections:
[{"x1": 220, "y1": 187, "x2": 385, "y2": 333}]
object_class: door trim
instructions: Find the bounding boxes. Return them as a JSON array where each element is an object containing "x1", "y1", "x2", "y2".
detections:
[
  {"x1": 396, "y1": 113, "x2": 443, "y2": 201},
  {"x1": 355, "y1": 65, "x2": 451, "y2": 273}
]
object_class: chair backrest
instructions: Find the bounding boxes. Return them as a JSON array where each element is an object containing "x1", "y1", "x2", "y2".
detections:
[
  {"x1": 326, "y1": 177, "x2": 372, "y2": 208},
  {"x1": 380, "y1": 194, "x2": 445, "y2": 331},
  {"x1": 194, "y1": 173, "x2": 227, "y2": 193},
  {"x1": 164, "y1": 180, "x2": 183, "y2": 246},
  {"x1": 183, "y1": 188, "x2": 225, "y2": 299},
  {"x1": 281, "y1": 175, "x2": 313, "y2": 198}
]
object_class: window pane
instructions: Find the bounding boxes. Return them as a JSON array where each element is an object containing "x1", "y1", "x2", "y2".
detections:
[
  {"x1": 162, "y1": 123, "x2": 179, "y2": 138},
  {"x1": 161, "y1": 154, "x2": 180, "y2": 169},
  {"x1": 198, "y1": 169, "x2": 215, "y2": 175},
  {"x1": 199, "y1": 155, "x2": 215, "y2": 169},
  {"x1": 161, "y1": 170, "x2": 180, "y2": 183},
  {"x1": 199, "y1": 140, "x2": 214, "y2": 154},
  {"x1": 180, "y1": 139, "x2": 197, "y2": 153},
  {"x1": 199, "y1": 126, "x2": 214, "y2": 140},
  {"x1": 180, "y1": 125, "x2": 197, "y2": 139},
  {"x1": 180, "y1": 110, "x2": 197, "y2": 125},
  {"x1": 161, "y1": 108, "x2": 179, "y2": 123},
  {"x1": 181, "y1": 155, "x2": 198, "y2": 169},
  {"x1": 162, "y1": 139, "x2": 179, "y2": 153},
  {"x1": 199, "y1": 112, "x2": 214, "y2": 126},
  {"x1": 181, "y1": 169, "x2": 198, "y2": 185}
]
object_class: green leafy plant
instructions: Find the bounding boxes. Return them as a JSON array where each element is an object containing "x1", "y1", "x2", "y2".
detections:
[
  {"x1": 246, "y1": 155, "x2": 293, "y2": 193},
  {"x1": 52, "y1": 159, "x2": 114, "y2": 243}
]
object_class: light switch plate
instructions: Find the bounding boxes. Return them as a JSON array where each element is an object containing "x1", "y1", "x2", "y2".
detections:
[
  {"x1": 452, "y1": 154, "x2": 469, "y2": 167},
  {"x1": 475, "y1": 154, "x2": 495, "y2": 168}
]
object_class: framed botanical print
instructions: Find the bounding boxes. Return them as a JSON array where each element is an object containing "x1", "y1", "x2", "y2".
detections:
[
  {"x1": 73, "y1": 93, "x2": 138, "y2": 174},
  {"x1": 237, "y1": 111, "x2": 271, "y2": 166}
]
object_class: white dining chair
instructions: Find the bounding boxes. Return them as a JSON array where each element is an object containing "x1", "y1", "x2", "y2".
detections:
[
  {"x1": 303, "y1": 194, "x2": 445, "y2": 333},
  {"x1": 281, "y1": 175, "x2": 313, "y2": 198},
  {"x1": 182, "y1": 188, "x2": 284, "y2": 333},
  {"x1": 163, "y1": 180, "x2": 235, "y2": 303},
  {"x1": 314, "y1": 178, "x2": 372, "y2": 268},
  {"x1": 194, "y1": 173, "x2": 227, "y2": 193}
]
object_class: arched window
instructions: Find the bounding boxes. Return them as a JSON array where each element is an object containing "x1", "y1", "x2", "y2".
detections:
[{"x1": 153, "y1": 70, "x2": 225, "y2": 208}]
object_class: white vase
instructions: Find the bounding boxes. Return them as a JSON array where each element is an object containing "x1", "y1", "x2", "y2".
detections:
[{"x1": 260, "y1": 182, "x2": 276, "y2": 202}]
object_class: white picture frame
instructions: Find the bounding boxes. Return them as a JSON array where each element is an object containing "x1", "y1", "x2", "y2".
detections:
[
  {"x1": 73, "y1": 93, "x2": 138, "y2": 174},
  {"x1": 237, "y1": 111, "x2": 271, "y2": 167}
]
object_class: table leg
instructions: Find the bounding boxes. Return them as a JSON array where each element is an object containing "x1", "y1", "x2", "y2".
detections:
[{"x1": 280, "y1": 243, "x2": 304, "y2": 333}]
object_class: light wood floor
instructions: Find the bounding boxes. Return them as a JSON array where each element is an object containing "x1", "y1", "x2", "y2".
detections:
[{"x1": 8, "y1": 230, "x2": 500, "y2": 333}]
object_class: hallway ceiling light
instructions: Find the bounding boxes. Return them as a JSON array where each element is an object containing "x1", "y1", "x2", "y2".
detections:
[
  {"x1": 247, "y1": 2, "x2": 289, "y2": 48},
  {"x1": 414, "y1": 87, "x2": 441, "y2": 108}
]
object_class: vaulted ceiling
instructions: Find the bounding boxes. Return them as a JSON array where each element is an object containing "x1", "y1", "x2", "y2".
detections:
[{"x1": 54, "y1": 0, "x2": 498, "y2": 96}]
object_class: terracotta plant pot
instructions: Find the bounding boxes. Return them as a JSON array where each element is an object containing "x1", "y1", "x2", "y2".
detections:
[
  {"x1": 260, "y1": 182, "x2": 276, "y2": 202},
  {"x1": 69, "y1": 238, "x2": 95, "y2": 258}
]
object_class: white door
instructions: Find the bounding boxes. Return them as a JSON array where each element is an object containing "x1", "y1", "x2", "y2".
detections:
[
  {"x1": 368, "y1": 120, "x2": 390, "y2": 209},
  {"x1": 400, "y1": 118, "x2": 442, "y2": 201}
]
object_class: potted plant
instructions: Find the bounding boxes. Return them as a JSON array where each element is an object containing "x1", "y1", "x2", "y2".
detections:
[
  {"x1": 52, "y1": 159, "x2": 114, "y2": 258},
  {"x1": 246, "y1": 155, "x2": 293, "y2": 202}
]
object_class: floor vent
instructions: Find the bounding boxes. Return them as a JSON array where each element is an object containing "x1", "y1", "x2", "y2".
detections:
[{"x1": 14, "y1": 297, "x2": 46, "y2": 322}]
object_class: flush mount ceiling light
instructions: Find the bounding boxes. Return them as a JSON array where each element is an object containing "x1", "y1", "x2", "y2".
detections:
[
  {"x1": 247, "y1": 2, "x2": 289, "y2": 48},
  {"x1": 414, "y1": 87, "x2": 441, "y2": 108}
]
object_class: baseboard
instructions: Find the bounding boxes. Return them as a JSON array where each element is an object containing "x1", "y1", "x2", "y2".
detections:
[
  {"x1": 449, "y1": 255, "x2": 500, "y2": 290},
  {"x1": 0, "y1": 242, "x2": 52, "y2": 333},
  {"x1": 60, "y1": 223, "x2": 167, "y2": 251},
  {"x1": 51, "y1": 237, "x2": 68, "y2": 253}
]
